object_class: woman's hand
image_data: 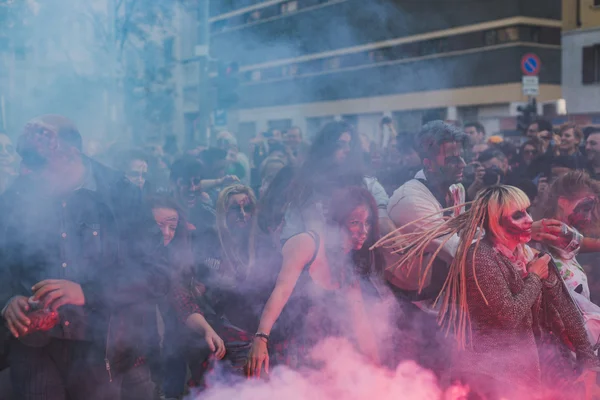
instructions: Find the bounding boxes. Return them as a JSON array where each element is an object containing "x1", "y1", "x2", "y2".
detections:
[
  {"x1": 205, "y1": 328, "x2": 226, "y2": 360},
  {"x1": 527, "y1": 253, "x2": 550, "y2": 280},
  {"x1": 246, "y1": 337, "x2": 269, "y2": 378},
  {"x1": 531, "y1": 218, "x2": 563, "y2": 245}
]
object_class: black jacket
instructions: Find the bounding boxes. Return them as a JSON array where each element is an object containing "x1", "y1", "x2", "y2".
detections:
[{"x1": 0, "y1": 158, "x2": 169, "y2": 374}]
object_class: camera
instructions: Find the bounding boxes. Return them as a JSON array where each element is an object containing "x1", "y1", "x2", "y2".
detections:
[{"x1": 482, "y1": 166, "x2": 504, "y2": 186}]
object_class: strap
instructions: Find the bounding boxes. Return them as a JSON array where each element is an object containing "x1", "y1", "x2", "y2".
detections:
[{"x1": 305, "y1": 230, "x2": 320, "y2": 269}]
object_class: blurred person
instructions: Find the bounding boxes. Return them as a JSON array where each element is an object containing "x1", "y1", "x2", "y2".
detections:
[
  {"x1": 470, "y1": 142, "x2": 489, "y2": 161},
  {"x1": 248, "y1": 186, "x2": 384, "y2": 377},
  {"x1": 169, "y1": 156, "x2": 215, "y2": 236},
  {"x1": 173, "y1": 185, "x2": 277, "y2": 387},
  {"x1": 537, "y1": 171, "x2": 600, "y2": 346},
  {"x1": 200, "y1": 148, "x2": 240, "y2": 206},
  {"x1": 113, "y1": 149, "x2": 155, "y2": 196},
  {"x1": 511, "y1": 138, "x2": 543, "y2": 181},
  {"x1": 281, "y1": 121, "x2": 394, "y2": 241},
  {"x1": 464, "y1": 121, "x2": 486, "y2": 145},
  {"x1": 386, "y1": 120, "x2": 467, "y2": 301},
  {"x1": 0, "y1": 132, "x2": 17, "y2": 195},
  {"x1": 216, "y1": 131, "x2": 251, "y2": 185},
  {"x1": 148, "y1": 195, "x2": 222, "y2": 399},
  {"x1": 284, "y1": 126, "x2": 309, "y2": 165},
  {"x1": 258, "y1": 156, "x2": 286, "y2": 198},
  {"x1": 380, "y1": 185, "x2": 599, "y2": 398},
  {"x1": 377, "y1": 134, "x2": 421, "y2": 196},
  {"x1": 557, "y1": 123, "x2": 587, "y2": 169},
  {"x1": 0, "y1": 115, "x2": 168, "y2": 400},
  {"x1": 257, "y1": 165, "x2": 295, "y2": 240},
  {"x1": 585, "y1": 127, "x2": 600, "y2": 180},
  {"x1": 378, "y1": 116, "x2": 397, "y2": 150}
]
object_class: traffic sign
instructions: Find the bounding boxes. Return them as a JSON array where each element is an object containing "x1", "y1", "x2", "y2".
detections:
[
  {"x1": 521, "y1": 53, "x2": 541, "y2": 76},
  {"x1": 522, "y1": 75, "x2": 539, "y2": 96}
]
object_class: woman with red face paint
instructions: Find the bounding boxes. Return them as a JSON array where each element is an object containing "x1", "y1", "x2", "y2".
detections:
[
  {"x1": 376, "y1": 185, "x2": 600, "y2": 399},
  {"x1": 247, "y1": 186, "x2": 385, "y2": 377},
  {"x1": 537, "y1": 171, "x2": 600, "y2": 347}
]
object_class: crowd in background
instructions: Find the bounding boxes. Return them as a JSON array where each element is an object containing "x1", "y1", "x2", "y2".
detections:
[{"x1": 1, "y1": 114, "x2": 600, "y2": 400}]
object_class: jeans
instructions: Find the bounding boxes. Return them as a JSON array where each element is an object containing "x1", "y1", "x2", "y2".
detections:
[{"x1": 9, "y1": 339, "x2": 121, "y2": 400}]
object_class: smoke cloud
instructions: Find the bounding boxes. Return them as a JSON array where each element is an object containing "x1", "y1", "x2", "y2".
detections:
[{"x1": 191, "y1": 337, "x2": 445, "y2": 400}]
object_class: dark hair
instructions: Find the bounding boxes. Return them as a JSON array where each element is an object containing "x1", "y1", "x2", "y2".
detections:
[
  {"x1": 583, "y1": 126, "x2": 600, "y2": 140},
  {"x1": 113, "y1": 149, "x2": 149, "y2": 172},
  {"x1": 327, "y1": 186, "x2": 383, "y2": 281},
  {"x1": 170, "y1": 156, "x2": 204, "y2": 182},
  {"x1": 200, "y1": 147, "x2": 227, "y2": 166},
  {"x1": 257, "y1": 165, "x2": 295, "y2": 234},
  {"x1": 464, "y1": 122, "x2": 485, "y2": 135},
  {"x1": 478, "y1": 148, "x2": 507, "y2": 163},
  {"x1": 533, "y1": 119, "x2": 553, "y2": 133},
  {"x1": 146, "y1": 194, "x2": 194, "y2": 281},
  {"x1": 521, "y1": 138, "x2": 543, "y2": 153},
  {"x1": 290, "y1": 121, "x2": 364, "y2": 205},
  {"x1": 415, "y1": 120, "x2": 466, "y2": 160},
  {"x1": 396, "y1": 133, "x2": 416, "y2": 155},
  {"x1": 551, "y1": 155, "x2": 577, "y2": 170}
]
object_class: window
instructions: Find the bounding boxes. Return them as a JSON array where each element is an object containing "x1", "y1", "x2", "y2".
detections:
[
  {"x1": 281, "y1": 1, "x2": 298, "y2": 14},
  {"x1": 325, "y1": 57, "x2": 340, "y2": 70},
  {"x1": 595, "y1": 0, "x2": 600, "y2": 7},
  {"x1": 250, "y1": 70, "x2": 261, "y2": 81},
  {"x1": 246, "y1": 10, "x2": 261, "y2": 23},
  {"x1": 582, "y1": 44, "x2": 600, "y2": 84},
  {"x1": 497, "y1": 27, "x2": 519, "y2": 43}
]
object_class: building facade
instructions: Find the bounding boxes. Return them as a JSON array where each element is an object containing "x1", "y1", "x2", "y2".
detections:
[
  {"x1": 176, "y1": 0, "x2": 563, "y2": 147},
  {"x1": 562, "y1": 0, "x2": 600, "y2": 115}
]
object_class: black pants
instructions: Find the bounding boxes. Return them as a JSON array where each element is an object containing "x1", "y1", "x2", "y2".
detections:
[{"x1": 9, "y1": 338, "x2": 121, "y2": 400}]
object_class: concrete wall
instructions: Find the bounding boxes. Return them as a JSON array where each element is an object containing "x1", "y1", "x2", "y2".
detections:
[{"x1": 562, "y1": 27, "x2": 600, "y2": 113}]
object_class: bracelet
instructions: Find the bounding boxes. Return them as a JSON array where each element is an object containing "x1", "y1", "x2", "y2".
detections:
[{"x1": 254, "y1": 332, "x2": 269, "y2": 342}]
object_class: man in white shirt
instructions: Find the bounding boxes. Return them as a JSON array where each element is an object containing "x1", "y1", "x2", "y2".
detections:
[{"x1": 386, "y1": 120, "x2": 467, "y2": 301}]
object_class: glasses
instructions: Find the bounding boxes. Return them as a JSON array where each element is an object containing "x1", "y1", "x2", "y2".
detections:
[{"x1": 523, "y1": 149, "x2": 538, "y2": 155}]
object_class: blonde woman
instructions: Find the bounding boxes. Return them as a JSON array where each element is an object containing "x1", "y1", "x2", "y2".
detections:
[
  {"x1": 376, "y1": 185, "x2": 599, "y2": 399},
  {"x1": 173, "y1": 185, "x2": 277, "y2": 388}
]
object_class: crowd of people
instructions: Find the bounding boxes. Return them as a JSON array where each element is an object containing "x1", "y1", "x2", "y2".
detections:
[{"x1": 1, "y1": 113, "x2": 600, "y2": 399}]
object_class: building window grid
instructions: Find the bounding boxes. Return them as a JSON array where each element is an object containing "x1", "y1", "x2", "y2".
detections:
[
  {"x1": 239, "y1": 24, "x2": 559, "y2": 84},
  {"x1": 582, "y1": 44, "x2": 600, "y2": 85}
]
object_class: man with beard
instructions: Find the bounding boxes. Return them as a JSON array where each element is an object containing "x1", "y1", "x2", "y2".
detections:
[
  {"x1": 585, "y1": 127, "x2": 600, "y2": 180},
  {"x1": 384, "y1": 121, "x2": 467, "y2": 370},
  {"x1": 0, "y1": 115, "x2": 167, "y2": 399},
  {"x1": 387, "y1": 120, "x2": 467, "y2": 299}
]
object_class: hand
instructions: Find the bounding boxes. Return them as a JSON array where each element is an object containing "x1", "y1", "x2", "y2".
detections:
[
  {"x1": 531, "y1": 218, "x2": 563, "y2": 245},
  {"x1": 205, "y1": 328, "x2": 226, "y2": 360},
  {"x1": 32, "y1": 280, "x2": 85, "y2": 311},
  {"x1": 246, "y1": 337, "x2": 269, "y2": 378},
  {"x1": 2, "y1": 295, "x2": 30, "y2": 338},
  {"x1": 527, "y1": 253, "x2": 550, "y2": 280},
  {"x1": 219, "y1": 175, "x2": 240, "y2": 186}
]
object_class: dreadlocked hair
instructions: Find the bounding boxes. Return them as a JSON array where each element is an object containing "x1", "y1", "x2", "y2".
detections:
[{"x1": 373, "y1": 185, "x2": 531, "y2": 349}]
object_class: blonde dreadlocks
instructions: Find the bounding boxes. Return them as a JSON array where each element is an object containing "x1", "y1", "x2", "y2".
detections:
[{"x1": 373, "y1": 185, "x2": 531, "y2": 348}]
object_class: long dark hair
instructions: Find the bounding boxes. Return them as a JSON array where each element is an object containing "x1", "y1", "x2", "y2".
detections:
[
  {"x1": 289, "y1": 121, "x2": 365, "y2": 206},
  {"x1": 257, "y1": 164, "x2": 295, "y2": 234},
  {"x1": 147, "y1": 194, "x2": 194, "y2": 282},
  {"x1": 327, "y1": 186, "x2": 383, "y2": 282}
]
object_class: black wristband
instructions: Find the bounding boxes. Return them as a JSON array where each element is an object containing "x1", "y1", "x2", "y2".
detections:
[{"x1": 255, "y1": 332, "x2": 269, "y2": 342}]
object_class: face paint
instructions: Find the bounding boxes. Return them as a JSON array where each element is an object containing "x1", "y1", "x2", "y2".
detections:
[
  {"x1": 501, "y1": 208, "x2": 533, "y2": 244},
  {"x1": 345, "y1": 205, "x2": 371, "y2": 251},
  {"x1": 568, "y1": 196, "x2": 596, "y2": 231},
  {"x1": 152, "y1": 207, "x2": 179, "y2": 246},
  {"x1": 226, "y1": 193, "x2": 254, "y2": 229}
]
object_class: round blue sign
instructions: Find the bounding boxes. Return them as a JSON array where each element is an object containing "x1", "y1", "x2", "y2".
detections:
[{"x1": 521, "y1": 53, "x2": 541, "y2": 76}]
